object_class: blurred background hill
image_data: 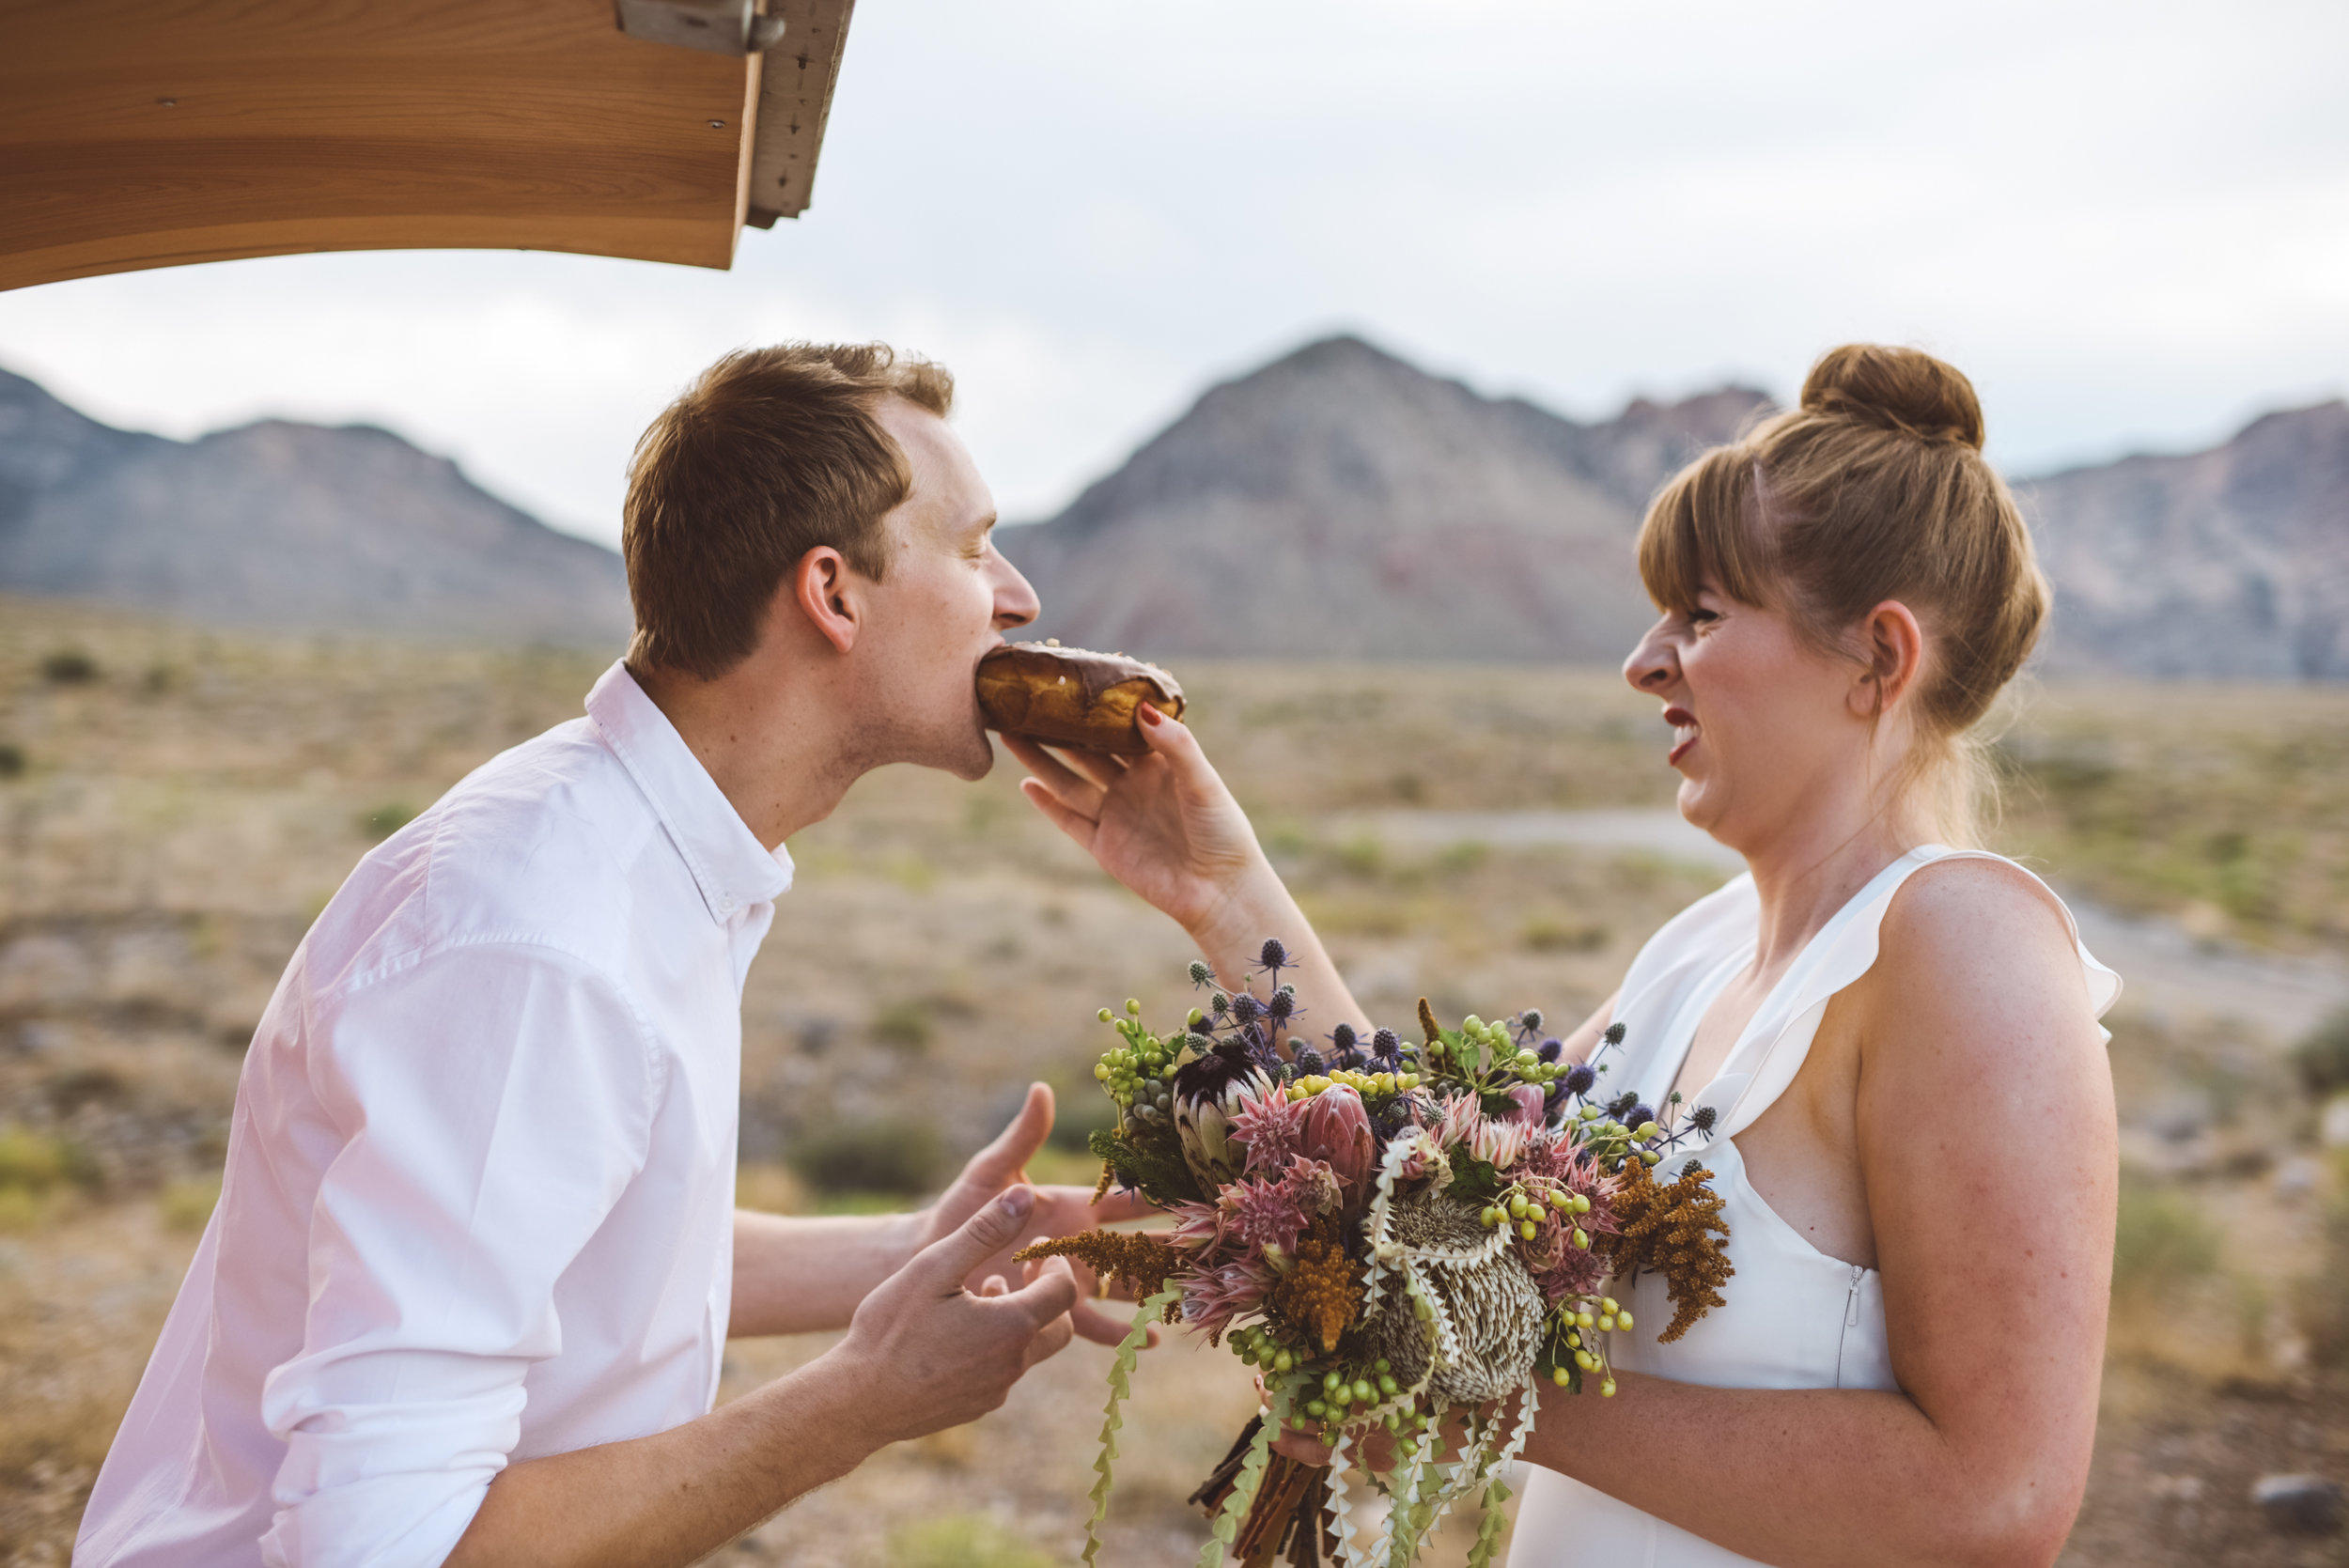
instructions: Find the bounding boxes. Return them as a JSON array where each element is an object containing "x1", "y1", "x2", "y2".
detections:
[
  {"x1": 0, "y1": 368, "x2": 631, "y2": 647},
  {"x1": 8, "y1": 337, "x2": 2345, "y2": 682}
]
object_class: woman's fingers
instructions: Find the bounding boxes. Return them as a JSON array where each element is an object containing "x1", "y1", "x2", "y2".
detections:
[
  {"x1": 1002, "y1": 735, "x2": 1103, "y2": 809},
  {"x1": 1019, "y1": 777, "x2": 1100, "y2": 845},
  {"x1": 1053, "y1": 745, "x2": 1131, "y2": 793}
]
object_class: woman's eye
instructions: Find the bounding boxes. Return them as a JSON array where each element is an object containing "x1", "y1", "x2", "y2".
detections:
[{"x1": 1686, "y1": 608, "x2": 1719, "y2": 627}]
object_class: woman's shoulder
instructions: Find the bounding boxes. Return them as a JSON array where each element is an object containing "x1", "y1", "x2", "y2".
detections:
[{"x1": 1867, "y1": 850, "x2": 2114, "y2": 1022}]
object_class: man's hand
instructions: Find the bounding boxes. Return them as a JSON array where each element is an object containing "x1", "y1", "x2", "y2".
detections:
[
  {"x1": 827, "y1": 1186, "x2": 1085, "y2": 1446},
  {"x1": 908, "y1": 1081, "x2": 1160, "y2": 1347}
]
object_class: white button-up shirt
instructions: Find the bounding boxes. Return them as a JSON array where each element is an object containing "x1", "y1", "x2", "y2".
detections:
[{"x1": 78, "y1": 663, "x2": 791, "y2": 1568}]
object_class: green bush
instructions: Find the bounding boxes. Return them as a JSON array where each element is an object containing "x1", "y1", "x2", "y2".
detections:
[
  {"x1": 2291, "y1": 1008, "x2": 2349, "y2": 1098},
  {"x1": 883, "y1": 1516, "x2": 1055, "y2": 1568},
  {"x1": 870, "y1": 1000, "x2": 933, "y2": 1053},
  {"x1": 0, "y1": 741, "x2": 23, "y2": 778},
  {"x1": 2111, "y1": 1175, "x2": 2218, "y2": 1297},
  {"x1": 0, "y1": 1127, "x2": 93, "y2": 1192},
  {"x1": 39, "y1": 648, "x2": 99, "y2": 684},
  {"x1": 787, "y1": 1118, "x2": 943, "y2": 1195}
]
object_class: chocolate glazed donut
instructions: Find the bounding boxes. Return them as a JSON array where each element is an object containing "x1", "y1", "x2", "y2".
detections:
[{"x1": 976, "y1": 641, "x2": 1186, "y2": 756}]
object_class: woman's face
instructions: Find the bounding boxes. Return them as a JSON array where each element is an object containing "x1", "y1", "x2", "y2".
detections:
[{"x1": 1621, "y1": 582, "x2": 1875, "y2": 851}]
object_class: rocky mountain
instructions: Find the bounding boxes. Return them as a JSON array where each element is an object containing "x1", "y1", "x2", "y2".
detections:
[
  {"x1": 1002, "y1": 336, "x2": 1768, "y2": 662},
  {"x1": 1004, "y1": 336, "x2": 2349, "y2": 681},
  {"x1": 2023, "y1": 401, "x2": 2349, "y2": 680},
  {"x1": 0, "y1": 369, "x2": 631, "y2": 646}
]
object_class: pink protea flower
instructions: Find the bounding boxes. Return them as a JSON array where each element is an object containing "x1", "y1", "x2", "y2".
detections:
[
  {"x1": 1165, "y1": 1199, "x2": 1229, "y2": 1257},
  {"x1": 1280, "y1": 1155, "x2": 1344, "y2": 1218},
  {"x1": 1472, "y1": 1113, "x2": 1532, "y2": 1171},
  {"x1": 1228, "y1": 1083, "x2": 1311, "y2": 1178},
  {"x1": 1216, "y1": 1173, "x2": 1311, "y2": 1262},
  {"x1": 1184, "y1": 1259, "x2": 1272, "y2": 1338},
  {"x1": 1499, "y1": 1084, "x2": 1546, "y2": 1126},
  {"x1": 1299, "y1": 1085, "x2": 1374, "y2": 1197},
  {"x1": 1435, "y1": 1093, "x2": 1486, "y2": 1156}
]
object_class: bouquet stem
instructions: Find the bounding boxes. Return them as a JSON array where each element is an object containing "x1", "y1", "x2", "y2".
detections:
[{"x1": 1190, "y1": 1417, "x2": 1340, "y2": 1568}]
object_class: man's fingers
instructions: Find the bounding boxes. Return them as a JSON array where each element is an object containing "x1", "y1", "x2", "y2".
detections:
[
  {"x1": 958, "y1": 1083, "x2": 1052, "y2": 1190},
  {"x1": 1022, "y1": 1312, "x2": 1077, "y2": 1370},
  {"x1": 1003, "y1": 1253, "x2": 1081, "y2": 1328},
  {"x1": 915, "y1": 1184, "x2": 1038, "y2": 1286},
  {"x1": 1069, "y1": 1297, "x2": 1160, "y2": 1347},
  {"x1": 1084, "y1": 1188, "x2": 1158, "y2": 1225}
]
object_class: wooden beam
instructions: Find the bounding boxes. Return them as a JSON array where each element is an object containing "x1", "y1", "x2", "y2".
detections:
[{"x1": 0, "y1": 0, "x2": 765, "y2": 291}]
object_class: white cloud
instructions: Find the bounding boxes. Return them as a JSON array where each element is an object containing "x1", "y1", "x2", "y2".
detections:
[{"x1": 1, "y1": 0, "x2": 2342, "y2": 544}]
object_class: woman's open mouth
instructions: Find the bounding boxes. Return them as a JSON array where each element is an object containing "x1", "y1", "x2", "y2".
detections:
[{"x1": 1664, "y1": 706, "x2": 1698, "y2": 767}]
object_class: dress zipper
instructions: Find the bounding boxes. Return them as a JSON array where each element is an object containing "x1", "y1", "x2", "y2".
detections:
[{"x1": 1834, "y1": 1263, "x2": 1864, "y2": 1389}]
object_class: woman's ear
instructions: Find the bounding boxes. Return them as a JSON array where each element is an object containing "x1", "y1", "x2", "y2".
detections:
[
  {"x1": 1851, "y1": 599, "x2": 1925, "y2": 719},
  {"x1": 789, "y1": 545, "x2": 862, "y2": 655}
]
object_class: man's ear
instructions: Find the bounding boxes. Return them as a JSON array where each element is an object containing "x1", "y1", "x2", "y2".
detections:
[
  {"x1": 1850, "y1": 599, "x2": 1925, "y2": 719},
  {"x1": 789, "y1": 546, "x2": 862, "y2": 655}
]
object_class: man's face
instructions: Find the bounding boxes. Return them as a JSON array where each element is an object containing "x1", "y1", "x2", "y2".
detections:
[{"x1": 851, "y1": 397, "x2": 1039, "y2": 779}]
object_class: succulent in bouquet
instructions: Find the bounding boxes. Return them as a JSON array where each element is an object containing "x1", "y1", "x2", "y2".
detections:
[{"x1": 1018, "y1": 941, "x2": 1735, "y2": 1568}]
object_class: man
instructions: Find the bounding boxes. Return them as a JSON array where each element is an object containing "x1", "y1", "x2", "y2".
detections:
[{"x1": 78, "y1": 345, "x2": 1144, "y2": 1567}]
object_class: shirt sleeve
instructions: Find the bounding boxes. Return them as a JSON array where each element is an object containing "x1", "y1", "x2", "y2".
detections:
[{"x1": 256, "y1": 940, "x2": 657, "y2": 1568}]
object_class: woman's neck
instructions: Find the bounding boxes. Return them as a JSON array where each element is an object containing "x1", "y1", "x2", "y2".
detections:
[{"x1": 1738, "y1": 796, "x2": 1937, "y2": 973}]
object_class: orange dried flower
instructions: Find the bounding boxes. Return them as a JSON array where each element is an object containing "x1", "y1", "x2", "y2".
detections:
[
  {"x1": 1015, "y1": 1228, "x2": 1185, "y2": 1302},
  {"x1": 1271, "y1": 1221, "x2": 1365, "y2": 1353},
  {"x1": 1596, "y1": 1159, "x2": 1734, "y2": 1342}
]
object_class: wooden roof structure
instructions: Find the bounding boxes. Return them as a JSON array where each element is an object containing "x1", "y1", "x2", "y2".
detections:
[{"x1": 0, "y1": 0, "x2": 855, "y2": 293}]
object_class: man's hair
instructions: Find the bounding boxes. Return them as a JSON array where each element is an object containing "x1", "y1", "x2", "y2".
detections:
[{"x1": 622, "y1": 342, "x2": 955, "y2": 678}]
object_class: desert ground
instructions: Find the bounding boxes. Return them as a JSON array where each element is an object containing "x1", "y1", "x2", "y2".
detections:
[{"x1": 1, "y1": 593, "x2": 2344, "y2": 1566}]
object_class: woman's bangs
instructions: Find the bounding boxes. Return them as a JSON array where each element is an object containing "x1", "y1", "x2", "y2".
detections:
[{"x1": 1636, "y1": 448, "x2": 1763, "y2": 612}]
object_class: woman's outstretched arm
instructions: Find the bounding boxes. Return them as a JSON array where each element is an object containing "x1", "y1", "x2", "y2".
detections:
[
  {"x1": 1003, "y1": 706, "x2": 1370, "y2": 1032},
  {"x1": 1516, "y1": 859, "x2": 2116, "y2": 1568}
]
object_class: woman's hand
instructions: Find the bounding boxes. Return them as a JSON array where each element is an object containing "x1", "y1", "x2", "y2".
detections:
[
  {"x1": 1005, "y1": 710, "x2": 1372, "y2": 1032},
  {"x1": 1003, "y1": 705, "x2": 1269, "y2": 936}
]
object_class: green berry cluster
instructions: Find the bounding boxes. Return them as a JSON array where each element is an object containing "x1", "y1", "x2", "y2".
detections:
[{"x1": 1090, "y1": 1000, "x2": 1186, "y2": 1124}]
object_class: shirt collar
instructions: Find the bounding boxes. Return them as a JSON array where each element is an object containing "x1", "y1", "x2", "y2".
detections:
[{"x1": 584, "y1": 660, "x2": 794, "y2": 924}]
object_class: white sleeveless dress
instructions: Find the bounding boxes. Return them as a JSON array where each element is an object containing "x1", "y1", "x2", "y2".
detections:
[{"x1": 1510, "y1": 846, "x2": 2121, "y2": 1567}]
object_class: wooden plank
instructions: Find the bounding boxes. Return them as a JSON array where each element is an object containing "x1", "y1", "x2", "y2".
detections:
[
  {"x1": 0, "y1": 0, "x2": 763, "y2": 290},
  {"x1": 744, "y1": 0, "x2": 853, "y2": 225}
]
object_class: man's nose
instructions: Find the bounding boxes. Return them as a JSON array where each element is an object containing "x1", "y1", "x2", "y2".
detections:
[{"x1": 994, "y1": 557, "x2": 1040, "y2": 630}]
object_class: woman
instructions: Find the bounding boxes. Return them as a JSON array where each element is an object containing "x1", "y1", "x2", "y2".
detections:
[{"x1": 1007, "y1": 344, "x2": 2120, "y2": 1567}]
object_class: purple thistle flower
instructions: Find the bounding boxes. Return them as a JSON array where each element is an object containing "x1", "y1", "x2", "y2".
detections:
[
  {"x1": 1292, "y1": 1046, "x2": 1326, "y2": 1077},
  {"x1": 1563, "y1": 1062, "x2": 1598, "y2": 1096},
  {"x1": 1266, "y1": 986, "x2": 1296, "y2": 1025},
  {"x1": 1536, "y1": 1036, "x2": 1564, "y2": 1063},
  {"x1": 1258, "y1": 938, "x2": 1291, "y2": 974},
  {"x1": 1189, "y1": 959, "x2": 1216, "y2": 988},
  {"x1": 1370, "y1": 1027, "x2": 1404, "y2": 1066},
  {"x1": 1229, "y1": 992, "x2": 1261, "y2": 1027}
]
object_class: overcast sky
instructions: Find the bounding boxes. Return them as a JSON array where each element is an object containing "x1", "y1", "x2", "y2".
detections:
[{"x1": 3, "y1": 0, "x2": 2344, "y2": 547}]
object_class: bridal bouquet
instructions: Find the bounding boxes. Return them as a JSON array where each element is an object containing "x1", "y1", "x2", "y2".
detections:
[{"x1": 1018, "y1": 942, "x2": 1734, "y2": 1568}]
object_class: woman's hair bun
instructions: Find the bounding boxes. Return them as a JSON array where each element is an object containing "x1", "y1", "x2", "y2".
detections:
[{"x1": 1799, "y1": 344, "x2": 1985, "y2": 451}]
